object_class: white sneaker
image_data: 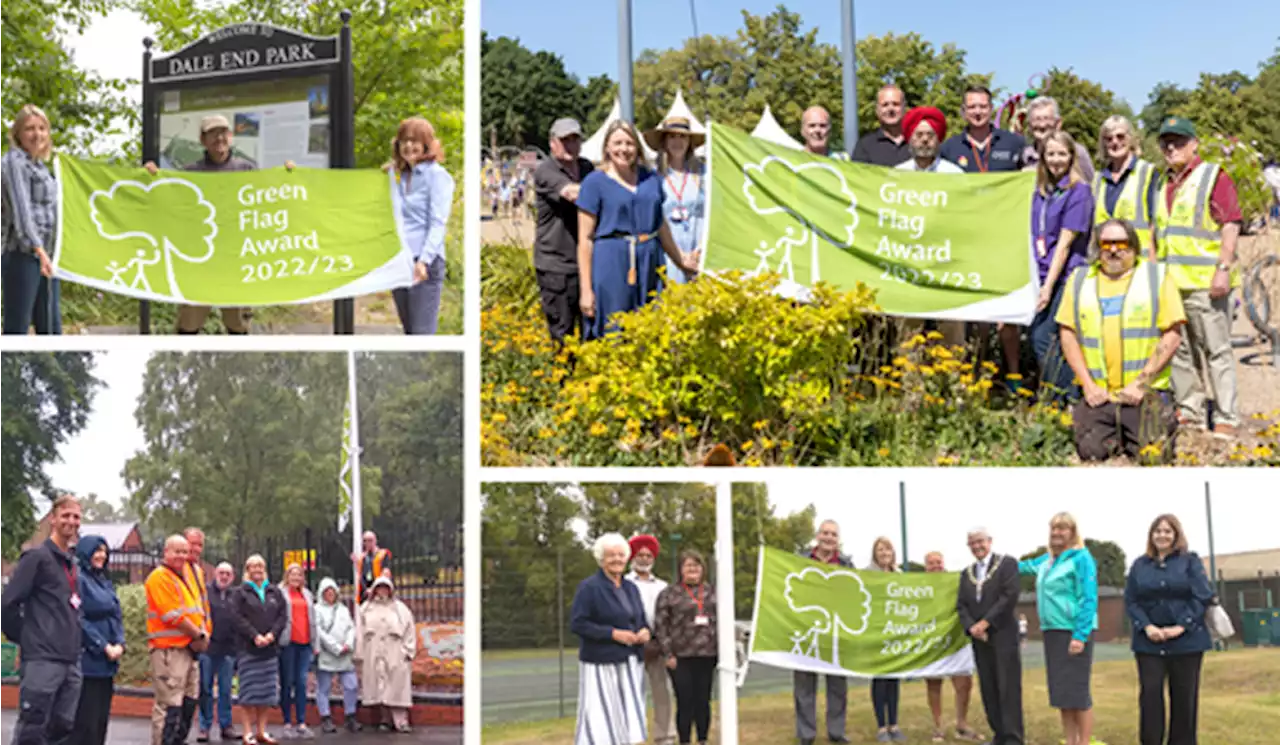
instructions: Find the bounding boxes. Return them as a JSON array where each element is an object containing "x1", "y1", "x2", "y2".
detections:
[
  {"x1": 281, "y1": 724, "x2": 296, "y2": 739},
  {"x1": 296, "y1": 725, "x2": 315, "y2": 739}
]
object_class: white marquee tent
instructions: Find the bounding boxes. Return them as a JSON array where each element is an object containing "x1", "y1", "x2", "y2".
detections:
[
  {"x1": 580, "y1": 98, "x2": 658, "y2": 163},
  {"x1": 750, "y1": 104, "x2": 804, "y2": 150}
]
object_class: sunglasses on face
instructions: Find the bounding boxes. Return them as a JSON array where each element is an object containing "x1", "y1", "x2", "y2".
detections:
[
  {"x1": 1104, "y1": 134, "x2": 1128, "y2": 143},
  {"x1": 1159, "y1": 137, "x2": 1190, "y2": 151},
  {"x1": 1099, "y1": 240, "x2": 1134, "y2": 255}
]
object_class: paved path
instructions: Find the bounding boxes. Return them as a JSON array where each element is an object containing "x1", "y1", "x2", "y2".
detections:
[
  {"x1": 0, "y1": 710, "x2": 461, "y2": 744},
  {"x1": 481, "y1": 643, "x2": 1133, "y2": 725}
]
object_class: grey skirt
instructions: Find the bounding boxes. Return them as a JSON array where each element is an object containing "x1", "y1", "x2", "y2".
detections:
[
  {"x1": 237, "y1": 653, "x2": 279, "y2": 707},
  {"x1": 1043, "y1": 630, "x2": 1093, "y2": 710}
]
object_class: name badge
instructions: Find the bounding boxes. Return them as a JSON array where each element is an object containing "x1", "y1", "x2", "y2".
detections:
[
  {"x1": 669, "y1": 206, "x2": 689, "y2": 223},
  {"x1": 1036, "y1": 237, "x2": 1047, "y2": 258},
  {"x1": 694, "y1": 615, "x2": 710, "y2": 626},
  {"x1": 70, "y1": 593, "x2": 82, "y2": 609}
]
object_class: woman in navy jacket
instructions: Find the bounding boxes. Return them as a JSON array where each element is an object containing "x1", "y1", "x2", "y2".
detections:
[
  {"x1": 570, "y1": 532, "x2": 650, "y2": 745},
  {"x1": 1124, "y1": 514, "x2": 1214, "y2": 745},
  {"x1": 71, "y1": 535, "x2": 125, "y2": 745}
]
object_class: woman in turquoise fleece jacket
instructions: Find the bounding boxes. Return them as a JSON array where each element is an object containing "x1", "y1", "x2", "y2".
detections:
[{"x1": 1019, "y1": 512, "x2": 1099, "y2": 745}]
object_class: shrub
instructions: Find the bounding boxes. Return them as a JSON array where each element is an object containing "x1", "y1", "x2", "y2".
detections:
[{"x1": 118, "y1": 584, "x2": 151, "y2": 685}]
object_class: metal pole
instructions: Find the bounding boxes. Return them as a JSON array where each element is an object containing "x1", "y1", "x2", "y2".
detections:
[
  {"x1": 333, "y1": 11, "x2": 356, "y2": 335},
  {"x1": 139, "y1": 38, "x2": 156, "y2": 335},
  {"x1": 1206, "y1": 481, "x2": 1217, "y2": 597},
  {"x1": 557, "y1": 546, "x2": 565, "y2": 720},
  {"x1": 617, "y1": 0, "x2": 634, "y2": 123},
  {"x1": 899, "y1": 481, "x2": 908, "y2": 569},
  {"x1": 840, "y1": 0, "x2": 858, "y2": 153},
  {"x1": 348, "y1": 351, "x2": 364, "y2": 643},
  {"x1": 714, "y1": 482, "x2": 739, "y2": 745}
]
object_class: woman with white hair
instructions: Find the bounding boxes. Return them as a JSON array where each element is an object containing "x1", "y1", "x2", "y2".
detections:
[
  {"x1": 1094, "y1": 115, "x2": 1161, "y2": 261},
  {"x1": 570, "y1": 532, "x2": 651, "y2": 745},
  {"x1": 2, "y1": 104, "x2": 61, "y2": 334}
]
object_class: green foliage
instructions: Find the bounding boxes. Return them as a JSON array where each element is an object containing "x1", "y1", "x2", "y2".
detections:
[
  {"x1": 731, "y1": 483, "x2": 816, "y2": 619},
  {"x1": 1198, "y1": 134, "x2": 1273, "y2": 223},
  {"x1": 481, "y1": 34, "x2": 602, "y2": 152},
  {"x1": 117, "y1": 584, "x2": 150, "y2": 685},
  {"x1": 1, "y1": 0, "x2": 138, "y2": 158},
  {"x1": 1041, "y1": 67, "x2": 1133, "y2": 160},
  {"x1": 1, "y1": 353, "x2": 102, "y2": 560}
]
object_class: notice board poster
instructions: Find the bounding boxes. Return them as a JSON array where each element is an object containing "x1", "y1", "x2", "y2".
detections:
[{"x1": 157, "y1": 75, "x2": 331, "y2": 170}]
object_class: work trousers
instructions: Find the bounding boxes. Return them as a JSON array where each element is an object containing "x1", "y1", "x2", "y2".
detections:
[
  {"x1": 645, "y1": 654, "x2": 675, "y2": 745},
  {"x1": 11, "y1": 659, "x2": 81, "y2": 745},
  {"x1": 793, "y1": 670, "x2": 847, "y2": 741},
  {"x1": 1170, "y1": 290, "x2": 1238, "y2": 427},
  {"x1": 1073, "y1": 394, "x2": 1177, "y2": 461},
  {"x1": 150, "y1": 647, "x2": 199, "y2": 745}
]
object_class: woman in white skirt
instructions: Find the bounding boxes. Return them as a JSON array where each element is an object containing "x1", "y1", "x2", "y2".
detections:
[{"x1": 570, "y1": 532, "x2": 651, "y2": 745}]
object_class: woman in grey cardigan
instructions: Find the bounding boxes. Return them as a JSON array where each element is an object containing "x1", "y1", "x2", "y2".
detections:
[
  {"x1": 277, "y1": 564, "x2": 318, "y2": 739},
  {"x1": 314, "y1": 578, "x2": 361, "y2": 733}
]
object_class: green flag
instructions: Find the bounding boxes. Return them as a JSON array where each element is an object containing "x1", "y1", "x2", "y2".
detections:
[
  {"x1": 705, "y1": 123, "x2": 1038, "y2": 324},
  {"x1": 749, "y1": 546, "x2": 973, "y2": 678},
  {"x1": 338, "y1": 394, "x2": 353, "y2": 533},
  {"x1": 53, "y1": 155, "x2": 414, "y2": 305}
]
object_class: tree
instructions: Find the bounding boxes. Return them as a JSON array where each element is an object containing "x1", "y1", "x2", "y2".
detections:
[
  {"x1": 79, "y1": 492, "x2": 121, "y2": 523},
  {"x1": 1041, "y1": 67, "x2": 1132, "y2": 161},
  {"x1": 1017, "y1": 539, "x2": 1126, "y2": 593},
  {"x1": 1, "y1": 0, "x2": 138, "y2": 158},
  {"x1": 731, "y1": 483, "x2": 817, "y2": 618},
  {"x1": 1, "y1": 353, "x2": 101, "y2": 560},
  {"x1": 133, "y1": 0, "x2": 462, "y2": 170},
  {"x1": 123, "y1": 353, "x2": 382, "y2": 550},
  {"x1": 578, "y1": 483, "x2": 717, "y2": 580},
  {"x1": 481, "y1": 34, "x2": 601, "y2": 152}
]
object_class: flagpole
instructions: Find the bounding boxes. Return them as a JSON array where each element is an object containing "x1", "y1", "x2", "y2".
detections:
[
  {"x1": 348, "y1": 351, "x2": 364, "y2": 642},
  {"x1": 715, "y1": 481, "x2": 739, "y2": 745}
]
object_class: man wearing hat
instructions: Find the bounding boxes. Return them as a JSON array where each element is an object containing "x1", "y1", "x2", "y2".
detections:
[
  {"x1": 851, "y1": 85, "x2": 909, "y2": 167},
  {"x1": 1155, "y1": 116, "x2": 1243, "y2": 437},
  {"x1": 533, "y1": 118, "x2": 594, "y2": 342},
  {"x1": 625, "y1": 534, "x2": 675, "y2": 745},
  {"x1": 643, "y1": 116, "x2": 705, "y2": 285},
  {"x1": 145, "y1": 114, "x2": 259, "y2": 334}
]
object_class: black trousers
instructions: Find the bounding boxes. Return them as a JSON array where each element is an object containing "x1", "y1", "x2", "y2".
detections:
[
  {"x1": 973, "y1": 637, "x2": 1024, "y2": 745},
  {"x1": 668, "y1": 656, "x2": 715, "y2": 744},
  {"x1": 535, "y1": 269, "x2": 582, "y2": 343},
  {"x1": 870, "y1": 678, "x2": 900, "y2": 727},
  {"x1": 1137, "y1": 652, "x2": 1203, "y2": 745},
  {"x1": 69, "y1": 677, "x2": 113, "y2": 745}
]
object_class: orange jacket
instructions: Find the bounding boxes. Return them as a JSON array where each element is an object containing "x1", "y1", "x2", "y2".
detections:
[{"x1": 145, "y1": 564, "x2": 206, "y2": 649}]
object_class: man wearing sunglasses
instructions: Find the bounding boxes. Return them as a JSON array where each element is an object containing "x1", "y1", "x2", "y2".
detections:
[
  {"x1": 1153, "y1": 117, "x2": 1242, "y2": 439},
  {"x1": 1057, "y1": 218, "x2": 1186, "y2": 460}
]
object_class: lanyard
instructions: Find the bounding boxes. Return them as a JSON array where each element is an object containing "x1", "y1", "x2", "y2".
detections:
[
  {"x1": 1037, "y1": 188, "x2": 1068, "y2": 239},
  {"x1": 665, "y1": 170, "x2": 692, "y2": 202},
  {"x1": 62, "y1": 561, "x2": 77, "y2": 595},
  {"x1": 967, "y1": 136, "x2": 992, "y2": 173},
  {"x1": 683, "y1": 583, "x2": 704, "y2": 615}
]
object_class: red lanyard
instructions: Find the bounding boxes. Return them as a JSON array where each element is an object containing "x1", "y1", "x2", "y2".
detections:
[
  {"x1": 968, "y1": 137, "x2": 992, "y2": 173},
  {"x1": 683, "y1": 583, "x2": 704, "y2": 615},
  {"x1": 62, "y1": 562, "x2": 77, "y2": 595},
  {"x1": 665, "y1": 171, "x2": 691, "y2": 202}
]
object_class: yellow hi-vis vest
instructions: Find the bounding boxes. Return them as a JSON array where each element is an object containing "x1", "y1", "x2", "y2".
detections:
[
  {"x1": 1154, "y1": 161, "x2": 1239, "y2": 290},
  {"x1": 1092, "y1": 157, "x2": 1155, "y2": 247},
  {"x1": 1068, "y1": 260, "x2": 1171, "y2": 391}
]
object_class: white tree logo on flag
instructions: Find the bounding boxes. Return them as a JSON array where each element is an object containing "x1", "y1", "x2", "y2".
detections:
[
  {"x1": 783, "y1": 566, "x2": 872, "y2": 668},
  {"x1": 742, "y1": 156, "x2": 858, "y2": 287}
]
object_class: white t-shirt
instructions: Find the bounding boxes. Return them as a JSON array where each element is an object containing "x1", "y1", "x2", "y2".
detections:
[
  {"x1": 624, "y1": 571, "x2": 668, "y2": 627},
  {"x1": 896, "y1": 157, "x2": 964, "y2": 173}
]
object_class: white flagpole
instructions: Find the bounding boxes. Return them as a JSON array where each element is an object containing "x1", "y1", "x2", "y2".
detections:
[
  {"x1": 715, "y1": 481, "x2": 739, "y2": 745},
  {"x1": 348, "y1": 351, "x2": 364, "y2": 645}
]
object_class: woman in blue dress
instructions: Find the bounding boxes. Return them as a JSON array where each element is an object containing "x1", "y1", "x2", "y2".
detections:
[
  {"x1": 643, "y1": 116, "x2": 705, "y2": 285},
  {"x1": 577, "y1": 121, "x2": 699, "y2": 340}
]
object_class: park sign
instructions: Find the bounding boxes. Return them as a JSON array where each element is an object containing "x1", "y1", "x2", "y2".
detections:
[
  {"x1": 150, "y1": 23, "x2": 340, "y2": 83},
  {"x1": 52, "y1": 155, "x2": 415, "y2": 306},
  {"x1": 748, "y1": 546, "x2": 974, "y2": 678},
  {"x1": 704, "y1": 123, "x2": 1039, "y2": 324}
]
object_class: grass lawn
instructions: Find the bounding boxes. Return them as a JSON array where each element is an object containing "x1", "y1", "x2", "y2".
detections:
[{"x1": 481, "y1": 647, "x2": 1280, "y2": 745}]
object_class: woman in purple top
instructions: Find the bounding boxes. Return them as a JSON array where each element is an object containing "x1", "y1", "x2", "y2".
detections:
[{"x1": 1029, "y1": 131, "x2": 1093, "y2": 399}]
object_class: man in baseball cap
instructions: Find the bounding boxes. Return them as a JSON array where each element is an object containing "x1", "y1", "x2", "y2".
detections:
[
  {"x1": 533, "y1": 117, "x2": 594, "y2": 343},
  {"x1": 623, "y1": 534, "x2": 674, "y2": 745},
  {"x1": 1155, "y1": 115, "x2": 1244, "y2": 438},
  {"x1": 144, "y1": 113, "x2": 258, "y2": 334}
]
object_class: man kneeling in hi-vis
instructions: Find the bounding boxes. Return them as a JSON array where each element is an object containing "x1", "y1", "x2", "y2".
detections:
[{"x1": 145, "y1": 534, "x2": 210, "y2": 745}]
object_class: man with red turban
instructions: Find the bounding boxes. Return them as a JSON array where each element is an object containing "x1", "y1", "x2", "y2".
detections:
[
  {"x1": 625, "y1": 534, "x2": 674, "y2": 745},
  {"x1": 897, "y1": 107, "x2": 963, "y2": 173}
]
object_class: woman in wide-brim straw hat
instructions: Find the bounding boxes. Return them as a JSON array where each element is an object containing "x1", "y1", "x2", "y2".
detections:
[{"x1": 643, "y1": 117, "x2": 706, "y2": 286}]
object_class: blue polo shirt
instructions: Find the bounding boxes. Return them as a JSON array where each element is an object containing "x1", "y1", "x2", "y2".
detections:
[
  {"x1": 1098, "y1": 155, "x2": 1161, "y2": 226},
  {"x1": 940, "y1": 128, "x2": 1026, "y2": 173}
]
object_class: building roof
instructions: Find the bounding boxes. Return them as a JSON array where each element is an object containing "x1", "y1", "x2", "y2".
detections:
[
  {"x1": 1203, "y1": 548, "x2": 1280, "y2": 580},
  {"x1": 78, "y1": 523, "x2": 139, "y2": 550}
]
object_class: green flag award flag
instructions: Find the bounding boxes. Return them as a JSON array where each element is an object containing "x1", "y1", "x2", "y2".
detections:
[
  {"x1": 338, "y1": 392, "x2": 354, "y2": 533},
  {"x1": 748, "y1": 546, "x2": 973, "y2": 678},
  {"x1": 704, "y1": 123, "x2": 1038, "y2": 324},
  {"x1": 53, "y1": 155, "x2": 414, "y2": 305}
]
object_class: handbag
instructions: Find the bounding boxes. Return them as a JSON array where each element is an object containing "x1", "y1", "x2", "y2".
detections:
[{"x1": 1206, "y1": 602, "x2": 1235, "y2": 641}]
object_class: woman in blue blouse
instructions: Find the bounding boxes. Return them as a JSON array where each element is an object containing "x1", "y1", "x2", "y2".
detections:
[
  {"x1": 389, "y1": 117, "x2": 454, "y2": 334},
  {"x1": 2, "y1": 104, "x2": 61, "y2": 335},
  {"x1": 1018, "y1": 512, "x2": 1098, "y2": 745},
  {"x1": 570, "y1": 532, "x2": 650, "y2": 745},
  {"x1": 1125, "y1": 514, "x2": 1214, "y2": 745},
  {"x1": 72, "y1": 535, "x2": 125, "y2": 745},
  {"x1": 643, "y1": 117, "x2": 705, "y2": 285},
  {"x1": 577, "y1": 121, "x2": 700, "y2": 340}
]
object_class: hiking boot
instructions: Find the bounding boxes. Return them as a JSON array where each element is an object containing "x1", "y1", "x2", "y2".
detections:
[
  {"x1": 1212, "y1": 422, "x2": 1238, "y2": 439},
  {"x1": 320, "y1": 718, "x2": 337, "y2": 734}
]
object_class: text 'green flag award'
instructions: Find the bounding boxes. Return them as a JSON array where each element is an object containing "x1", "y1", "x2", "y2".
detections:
[
  {"x1": 749, "y1": 546, "x2": 974, "y2": 678},
  {"x1": 705, "y1": 123, "x2": 1038, "y2": 324},
  {"x1": 54, "y1": 155, "x2": 414, "y2": 306}
]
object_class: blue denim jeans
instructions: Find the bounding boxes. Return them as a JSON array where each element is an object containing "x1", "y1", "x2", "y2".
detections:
[
  {"x1": 1, "y1": 251, "x2": 61, "y2": 334},
  {"x1": 198, "y1": 653, "x2": 234, "y2": 730},
  {"x1": 279, "y1": 642, "x2": 313, "y2": 725},
  {"x1": 314, "y1": 669, "x2": 359, "y2": 718},
  {"x1": 392, "y1": 256, "x2": 445, "y2": 334},
  {"x1": 1029, "y1": 278, "x2": 1078, "y2": 401}
]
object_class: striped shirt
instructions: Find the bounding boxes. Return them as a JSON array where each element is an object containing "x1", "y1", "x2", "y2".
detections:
[{"x1": 2, "y1": 148, "x2": 58, "y2": 255}]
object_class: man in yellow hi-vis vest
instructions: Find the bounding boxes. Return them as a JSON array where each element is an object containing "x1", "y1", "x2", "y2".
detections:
[
  {"x1": 145, "y1": 534, "x2": 209, "y2": 745},
  {"x1": 1058, "y1": 219, "x2": 1186, "y2": 461},
  {"x1": 1153, "y1": 116, "x2": 1243, "y2": 438}
]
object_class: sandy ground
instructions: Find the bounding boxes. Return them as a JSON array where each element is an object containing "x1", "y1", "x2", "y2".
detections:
[{"x1": 483, "y1": 217, "x2": 1280, "y2": 456}]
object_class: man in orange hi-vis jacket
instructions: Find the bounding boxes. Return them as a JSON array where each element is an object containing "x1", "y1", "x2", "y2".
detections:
[{"x1": 145, "y1": 534, "x2": 209, "y2": 745}]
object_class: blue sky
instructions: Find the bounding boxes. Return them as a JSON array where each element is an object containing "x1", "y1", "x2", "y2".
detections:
[{"x1": 482, "y1": 0, "x2": 1277, "y2": 112}]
